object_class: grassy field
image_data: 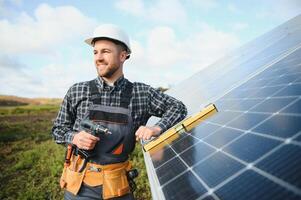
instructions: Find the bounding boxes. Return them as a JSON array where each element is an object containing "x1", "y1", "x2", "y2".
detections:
[{"x1": 0, "y1": 104, "x2": 151, "y2": 200}]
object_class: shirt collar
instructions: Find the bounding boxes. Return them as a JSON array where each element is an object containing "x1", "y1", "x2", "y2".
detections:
[{"x1": 96, "y1": 75, "x2": 127, "y2": 91}]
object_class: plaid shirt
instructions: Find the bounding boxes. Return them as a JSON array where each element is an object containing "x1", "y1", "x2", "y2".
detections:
[{"x1": 52, "y1": 76, "x2": 187, "y2": 144}]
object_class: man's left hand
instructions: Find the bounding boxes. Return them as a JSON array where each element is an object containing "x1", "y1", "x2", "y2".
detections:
[{"x1": 135, "y1": 126, "x2": 162, "y2": 141}]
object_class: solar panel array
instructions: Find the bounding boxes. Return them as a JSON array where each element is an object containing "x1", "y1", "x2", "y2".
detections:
[{"x1": 144, "y1": 14, "x2": 301, "y2": 200}]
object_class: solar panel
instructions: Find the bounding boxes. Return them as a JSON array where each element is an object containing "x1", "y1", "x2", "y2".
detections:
[{"x1": 143, "y1": 14, "x2": 301, "y2": 200}]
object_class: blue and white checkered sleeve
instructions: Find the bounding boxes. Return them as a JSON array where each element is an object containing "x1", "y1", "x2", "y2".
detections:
[
  {"x1": 51, "y1": 87, "x2": 76, "y2": 145},
  {"x1": 147, "y1": 86, "x2": 187, "y2": 133}
]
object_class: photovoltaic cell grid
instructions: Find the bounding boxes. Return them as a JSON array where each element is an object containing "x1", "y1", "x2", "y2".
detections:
[
  {"x1": 149, "y1": 44, "x2": 301, "y2": 200},
  {"x1": 146, "y1": 15, "x2": 301, "y2": 200},
  {"x1": 161, "y1": 15, "x2": 301, "y2": 115}
]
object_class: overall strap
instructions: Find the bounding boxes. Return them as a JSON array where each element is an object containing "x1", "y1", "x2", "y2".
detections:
[
  {"x1": 120, "y1": 81, "x2": 133, "y2": 108},
  {"x1": 88, "y1": 79, "x2": 133, "y2": 108},
  {"x1": 89, "y1": 80, "x2": 102, "y2": 104}
]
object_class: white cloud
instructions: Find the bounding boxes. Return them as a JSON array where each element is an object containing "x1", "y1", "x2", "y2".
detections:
[
  {"x1": 232, "y1": 22, "x2": 249, "y2": 31},
  {"x1": 0, "y1": 2, "x2": 241, "y2": 97},
  {"x1": 0, "y1": 56, "x2": 96, "y2": 98},
  {"x1": 125, "y1": 24, "x2": 240, "y2": 88},
  {"x1": 0, "y1": 55, "x2": 26, "y2": 69},
  {"x1": 146, "y1": 27, "x2": 184, "y2": 67},
  {"x1": 35, "y1": 61, "x2": 95, "y2": 97},
  {"x1": 147, "y1": 0, "x2": 187, "y2": 24},
  {"x1": 0, "y1": 3, "x2": 96, "y2": 54},
  {"x1": 0, "y1": 62, "x2": 40, "y2": 97},
  {"x1": 183, "y1": 24, "x2": 240, "y2": 69},
  {"x1": 115, "y1": 0, "x2": 187, "y2": 24},
  {"x1": 114, "y1": 0, "x2": 145, "y2": 16}
]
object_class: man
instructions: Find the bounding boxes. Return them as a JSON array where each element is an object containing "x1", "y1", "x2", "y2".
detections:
[{"x1": 52, "y1": 24, "x2": 187, "y2": 200}]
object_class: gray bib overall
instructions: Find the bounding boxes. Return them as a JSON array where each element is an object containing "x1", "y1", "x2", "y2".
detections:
[{"x1": 87, "y1": 79, "x2": 135, "y2": 165}]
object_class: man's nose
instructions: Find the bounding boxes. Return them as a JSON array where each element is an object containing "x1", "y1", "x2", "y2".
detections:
[{"x1": 95, "y1": 53, "x2": 104, "y2": 60}]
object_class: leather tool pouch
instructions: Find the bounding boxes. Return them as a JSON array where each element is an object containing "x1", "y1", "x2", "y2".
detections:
[
  {"x1": 60, "y1": 166, "x2": 67, "y2": 189},
  {"x1": 83, "y1": 165, "x2": 103, "y2": 187},
  {"x1": 102, "y1": 167, "x2": 131, "y2": 199},
  {"x1": 60, "y1": 156, "x2": 86, "y2": 195},
  {"x1": 65, "y1": 167, "x2": 86, "y2": 195}
]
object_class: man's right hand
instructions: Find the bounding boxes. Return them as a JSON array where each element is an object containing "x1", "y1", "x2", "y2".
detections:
[{"x1": 72, "y1": 131, "x2": 100, "y2": 150}]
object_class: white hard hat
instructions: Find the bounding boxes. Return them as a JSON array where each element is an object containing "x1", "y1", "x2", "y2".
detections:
[{"x1": 85, "y1": 24, "x2": 131, "y2": 54}]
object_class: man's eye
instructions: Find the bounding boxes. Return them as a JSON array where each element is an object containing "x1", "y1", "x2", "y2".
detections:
[{"x1": 103, "y1": 49, "x2": 111, "y2": 53}]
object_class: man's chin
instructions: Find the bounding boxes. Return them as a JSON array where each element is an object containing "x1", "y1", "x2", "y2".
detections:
[
  {"x1": 98, "y1": 72, "x2": 112, "y2": 79},
  {"x1": 97, "y1": 69, "x2": 106, "y2": 77}
]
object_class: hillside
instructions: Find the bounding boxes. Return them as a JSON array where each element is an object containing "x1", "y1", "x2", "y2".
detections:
[{"x1": 0, "y1": 95, "x2": 62, "y2": 106}]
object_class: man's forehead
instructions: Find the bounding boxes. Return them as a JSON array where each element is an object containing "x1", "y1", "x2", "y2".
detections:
[{"x1": 93, "y1": 39, "x2": 116, "y2": 48}]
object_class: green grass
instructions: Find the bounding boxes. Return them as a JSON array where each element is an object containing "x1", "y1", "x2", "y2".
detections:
[
  {"x1": 0, "y1": 105, "x2": 151, "y2": 200},
  {"x1": 0, "y1": 104, "x2": 59, "y2": 116}
]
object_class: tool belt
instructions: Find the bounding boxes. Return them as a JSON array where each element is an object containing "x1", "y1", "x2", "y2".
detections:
[{"x1": 60, "y1": 155, "x2": 132, "y2": 199}]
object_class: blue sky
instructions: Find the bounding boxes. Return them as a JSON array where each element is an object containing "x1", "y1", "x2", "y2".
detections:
[{"x1": 0, "y1": 0, "x2": 300, "y2": 98}]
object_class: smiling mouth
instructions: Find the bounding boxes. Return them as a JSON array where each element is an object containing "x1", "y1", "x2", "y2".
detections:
[{"x1": 97, "y1": 63, "x2": 107, "y2": 67}]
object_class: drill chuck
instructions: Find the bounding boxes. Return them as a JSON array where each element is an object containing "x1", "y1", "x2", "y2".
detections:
[
  {"x1": 95, "y1": 124, "x2": 111, "y2": 134},
  {"x1": 80, "y1": 119, "x2": 112, "y2": 135}
]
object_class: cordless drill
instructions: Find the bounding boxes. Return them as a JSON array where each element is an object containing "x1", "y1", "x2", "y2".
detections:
[{"x1": 72, "y1": 119, "x2": 111, "y2": 172}]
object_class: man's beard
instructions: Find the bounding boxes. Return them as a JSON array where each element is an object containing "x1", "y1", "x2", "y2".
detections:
[{"x1": 96, "y1": 62, "x2": 120, "y2": 78}]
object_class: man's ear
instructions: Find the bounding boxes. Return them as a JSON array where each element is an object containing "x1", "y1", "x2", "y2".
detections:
[{"x1": 120, "y1": 50, "x2": 128, "y2": 62}]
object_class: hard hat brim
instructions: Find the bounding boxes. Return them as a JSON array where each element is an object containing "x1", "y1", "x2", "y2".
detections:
[
  {"x1": 84, "y1": 38, "x2": 94, "y2": 46},
  {"x1": 84, "y1": 37, "x2": 131, "y2": 54}
]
